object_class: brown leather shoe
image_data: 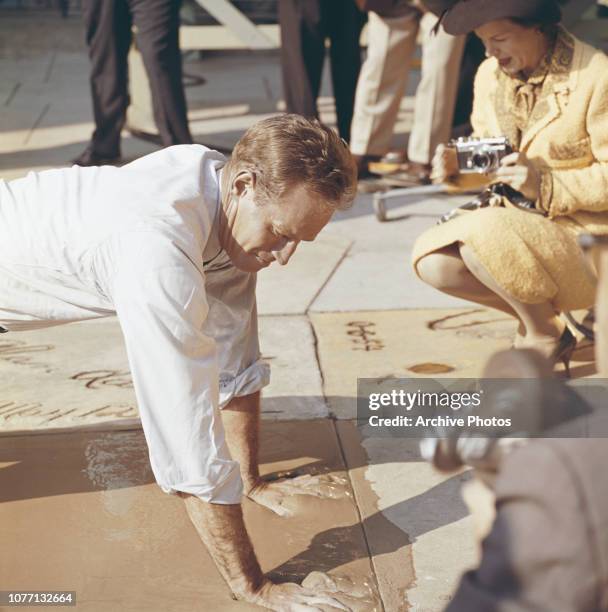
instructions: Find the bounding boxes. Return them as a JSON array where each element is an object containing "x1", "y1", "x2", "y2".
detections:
[
  {"x1": 369, "y1": 160, "x2": 432, "y2": 185},
  {"x1": 370, "y1": 162, "x2": 431, "y2": 186}
]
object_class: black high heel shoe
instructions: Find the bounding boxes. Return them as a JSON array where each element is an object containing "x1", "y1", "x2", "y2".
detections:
[
  {"x1": 513, "y1": 328, "x2": 577, "y2": 377},
  {"x1": 551, "y1": 327, "x2": 577, "y2": 378}
]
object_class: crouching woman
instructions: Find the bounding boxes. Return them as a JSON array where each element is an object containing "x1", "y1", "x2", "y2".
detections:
[{"x1": 412, "y1": 0, "x2": 608, "y2": 373}]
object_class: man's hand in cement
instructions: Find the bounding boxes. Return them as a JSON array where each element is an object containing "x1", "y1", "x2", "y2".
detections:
[
  {"x1": 182, "y1": 495, "x2": 350, "y2": 611},
  {"x1": 246, "y1": 473, "x2": 349, "y2": 517},
  {"x1": 221, "y1": 392, "x2": 348, "y2": 516},
  {"x1": 251, "y1": 581, "x2": 350, "y2": 611}
]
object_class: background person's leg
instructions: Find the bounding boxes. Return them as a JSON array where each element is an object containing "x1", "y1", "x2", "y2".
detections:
[
  {"x1": 81, "y1": 0, "x2": 132, "y2": 159},
  {"x1": 349, "y1": 3, "x2": 419, "y2": 157},
  {"x1": 323, "y1": 0, "x2": 366, "y2": 141},
  {"x1": 278, "y1": 0, "x2": 325, "y2": 120},
  {"x1": 451, "y1": 33, "x2": 486, "y2": 136},
  {"x1": 407, "y1": 13, "x2": 465, "y2": 166},
  {"x1": 130, "y1": 0, "x2": 192, "y2": 146}
]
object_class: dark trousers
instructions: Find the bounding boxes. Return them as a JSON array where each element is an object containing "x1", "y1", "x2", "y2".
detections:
[
  {"x1": 452, "y1": 33, "x2": 486, "y2": 134},
  {"x1": 82, "y1": 0, "x2": 192, "y2": 157},
  {"x1": 278, "y1": 0, "x2": 365, "y2": 141}
]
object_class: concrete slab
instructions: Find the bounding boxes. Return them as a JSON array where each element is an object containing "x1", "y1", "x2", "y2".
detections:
[
  {"x1": 336, "y1": 421, "x2": 476, "y2": 612},
  {"x1": 0, "y1": 312, "x2": 328, "y2": 432},
  {"x1": 257, "y1": 234, "x2": 351, "y2": 316},
  {"x1": 0, "y1": 420, "x2": 381, "y2": 611},
  {"x1": 309, "y1": 250, "x2": 471, "y2": 313},
  {"x1": 0, "y1": 55, "x2": 52, "y2": 84},
  {"x1": 361, "y1": 438, "x2": 475, "y2": 612},
  {"x1": 0, "y1": 13, "x2": 86, "y2": 57},
  {"x1": 310, "y1": 194, "x2": 477, "y2": 312},
  {"x1": 310, "y1": 309, "x2": 517, "y2": 419},
  {"x1": 258, "y1": 316, "x2": 328, "y2": 420},
  {"x1": 0, "y1": 319, "x2": 138, "y2": 433}
]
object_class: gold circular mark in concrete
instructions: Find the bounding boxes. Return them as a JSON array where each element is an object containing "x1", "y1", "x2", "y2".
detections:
[{"x1": 407, "y1": 363, "x2": 455, "y2": 374}]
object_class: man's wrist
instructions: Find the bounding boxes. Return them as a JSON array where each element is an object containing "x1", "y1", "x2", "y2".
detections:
[
  {"x1": 231, "y1": 572, "x2": 268, "y2": 600},
  {"x1": 242, "y1": 477, "x2": 261, "y2": 495}
]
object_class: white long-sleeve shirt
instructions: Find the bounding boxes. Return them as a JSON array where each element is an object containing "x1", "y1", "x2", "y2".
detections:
[{"x1": 0, "y1": 145, "x2": 270, "y2": 504}]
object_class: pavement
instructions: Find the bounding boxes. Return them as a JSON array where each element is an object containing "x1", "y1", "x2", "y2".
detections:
[{"x1": 0, "y1": 8, "x2": 602, "y2": 612}]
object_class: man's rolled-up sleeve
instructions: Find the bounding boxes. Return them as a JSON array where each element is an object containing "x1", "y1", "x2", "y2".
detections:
[
  {"x1": 105, "y1": 232, "x2": 242, "y2": 504},
  {"x1": 203, "y1": 262, "x2": 270, "y2": 408}
]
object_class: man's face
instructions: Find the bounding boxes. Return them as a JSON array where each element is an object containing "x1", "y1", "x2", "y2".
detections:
[
  {"x1": 221, "y1": 175, "x2": 334, "y2": 273},
  {"x1": 475, "y1": 19, "x2": 546, "y2": 77}
]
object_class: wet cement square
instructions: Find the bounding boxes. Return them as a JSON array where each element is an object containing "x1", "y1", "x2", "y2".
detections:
[{"x1": 0, "y1": 420, "x2": 380, "y2": 611}]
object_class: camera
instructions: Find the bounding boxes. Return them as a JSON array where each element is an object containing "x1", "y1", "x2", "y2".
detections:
[
  {"x1": 419, "y1": 351, "x2": 597, "y2": 474},
  {"x1": 450, "y1": 136, "x2": 513, "y2": 174}
]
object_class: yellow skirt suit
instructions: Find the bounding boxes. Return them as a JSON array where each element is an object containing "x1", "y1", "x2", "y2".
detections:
[{"x1": 412, "y1": 29, "x2": 608, "y2": 311}]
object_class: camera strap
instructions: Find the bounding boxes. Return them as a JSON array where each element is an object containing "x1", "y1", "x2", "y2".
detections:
[{"x1": 439, "y1": 182, "x2": 546, "y2": 224}]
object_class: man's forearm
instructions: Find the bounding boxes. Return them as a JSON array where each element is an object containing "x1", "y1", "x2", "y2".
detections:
[
  {"x1": 181, "y1": 495, "x2": 265, "y2": 598},
  {"x1": 221, "y1": 391, "x2": 261, "y2": 490}
]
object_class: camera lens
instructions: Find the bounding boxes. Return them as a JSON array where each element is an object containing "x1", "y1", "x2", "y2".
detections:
[{"x1": 472, "y1": 153, "x2": 491, "y2": 171}]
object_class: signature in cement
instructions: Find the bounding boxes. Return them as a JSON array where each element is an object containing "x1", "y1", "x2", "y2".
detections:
[
  {"x1": 428, "y1": 309, "x2": 510, "y2": 331},
  {"x1": 0, "y1": 400, "x2": 138, "y2": 424},
  {"x1": 346, "y1": 321, "x2": 384, "y2": 352},
  {"x1": 71, "y1": 370, "x2": 133, "y2": 390},
  {"x1": 0, "y1": 339, "x2": 55, "y2": 374}
]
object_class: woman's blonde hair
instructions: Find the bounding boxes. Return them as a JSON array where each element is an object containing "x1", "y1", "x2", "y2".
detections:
[{"x1": 226, "y1": 114, "x2": 357, "y2": 211}]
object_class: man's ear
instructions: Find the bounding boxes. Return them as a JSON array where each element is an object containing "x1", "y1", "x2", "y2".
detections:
[{"x1": 231, "y1": 170, "x2": 256, "y2": 197}]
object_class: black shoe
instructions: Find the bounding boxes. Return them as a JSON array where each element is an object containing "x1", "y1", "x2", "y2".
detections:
[
  {"x1": 127, "y1": 128, "x2": 162, "y2": 146},
  {"x1": 71, "y1": 147, "x2": 121, "y2": 167},
  {"x1": 352, "y1": 154, "x2": 381, "y2": 179},
  {"x1": 551, "y1": 327, "x2": 577, "y2": 378}
]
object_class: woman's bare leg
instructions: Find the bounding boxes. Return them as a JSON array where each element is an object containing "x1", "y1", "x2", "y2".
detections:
[
  {"x1": 416, "y1": 245, "x2": 521, "y2": 316},
  {"x1": 458, "y1": 244, "x2": 565, "y2": 351}
]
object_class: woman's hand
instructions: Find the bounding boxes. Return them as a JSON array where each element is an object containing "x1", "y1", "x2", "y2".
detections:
[
  {"x1": 431, "y1": 144, "x2": 459, "y2": 183},
  {"x1": 494, "y1": 152, "x2": 541, "y2": 202}
]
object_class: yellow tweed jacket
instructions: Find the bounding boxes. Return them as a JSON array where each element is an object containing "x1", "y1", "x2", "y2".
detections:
[{"x1": 471, "y1": 31, "x2": 608, "y2": 233}]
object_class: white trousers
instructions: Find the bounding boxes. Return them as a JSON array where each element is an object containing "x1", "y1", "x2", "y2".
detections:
[{"x1": 350, "y1": 8, "x2": 466, "y2": 164}]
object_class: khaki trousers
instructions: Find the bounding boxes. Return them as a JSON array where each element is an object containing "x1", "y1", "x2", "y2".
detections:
[{"x1": 350, "y1": 8, "x2": 465, "y2": 164}]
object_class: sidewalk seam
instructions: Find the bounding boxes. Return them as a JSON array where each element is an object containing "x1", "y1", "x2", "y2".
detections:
[
  {"x1": 305, "y1": 240, "x2": 353, "y2": 314},
  {"x1": 332, "y1": 419, "x2": 387, "y2": 612},
  {"x1": 307, "y1": 307, "x2": 386, "y2": 610}
]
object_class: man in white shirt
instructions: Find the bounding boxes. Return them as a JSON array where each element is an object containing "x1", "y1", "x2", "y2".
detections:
[{"x1": 0, "y1": 114, "x2": 357, "y2": 610}]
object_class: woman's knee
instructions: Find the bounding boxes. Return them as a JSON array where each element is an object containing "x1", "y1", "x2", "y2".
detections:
[{"x1": 416, "y1": 248, "x2": 467, "y2": 291}]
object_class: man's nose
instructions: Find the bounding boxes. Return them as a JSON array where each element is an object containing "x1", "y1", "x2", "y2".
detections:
[{"x1": 272, "y1": 240, "x2": 299, "y2": 265}]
